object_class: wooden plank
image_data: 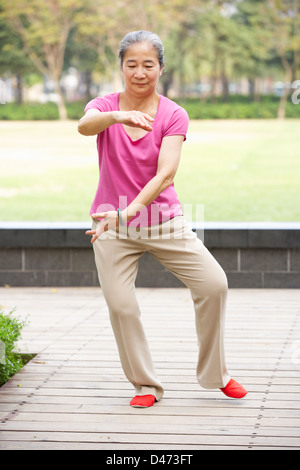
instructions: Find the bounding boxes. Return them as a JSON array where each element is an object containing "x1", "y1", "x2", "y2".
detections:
[
  {"x1": 3, "y1": 385, "x2": 300, "y2": 405},
  {"x1": 9, "y1": 403, "x2": 300, "y2": 421},
  {"x1": 0, "y1": 424, "x2": 298, "y2": 447},
  {"x1": 0, "y1": 425, "x2": 255, "y2": 446},
  {"x1": 9, "y1": 412, "x2": 260, "y2": 428},
  {"x1": 4, "y1": 376, "x2": 300, "y2": 393},
  {"x1": 0, "y1": 418, "x2": 259, "y2": 436},
  {"x1": 3, "y1": 404, "x2": 300, "y2": 429},
  {"x1": 0, "y1": 440, "x2": 246, "y2": 450}
]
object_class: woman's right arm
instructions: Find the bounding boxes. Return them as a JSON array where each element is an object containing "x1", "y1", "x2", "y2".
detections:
[
  {"x1": 78, "y1": 109, "x2": 154, "y2": 136},
  {"x1": 78, "y1": 109, "x2": 117, "y2": 136}
]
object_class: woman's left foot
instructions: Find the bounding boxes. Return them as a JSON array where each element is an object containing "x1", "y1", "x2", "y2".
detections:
[{"x1": 220, "y1": 378, "x2": 248, "y2": 399}]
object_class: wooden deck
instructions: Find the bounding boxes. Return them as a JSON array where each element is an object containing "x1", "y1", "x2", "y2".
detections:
[{"x1": 0, "y1": 287, "x2": 300, "y2": 451}]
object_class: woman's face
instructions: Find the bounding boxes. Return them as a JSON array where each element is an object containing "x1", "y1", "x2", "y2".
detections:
[{"x1": 121, "y1": 41, "x2": 163, "y2": 97}]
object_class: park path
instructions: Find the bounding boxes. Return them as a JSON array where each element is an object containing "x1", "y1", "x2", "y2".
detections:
[{"x1": 0, "y1": 287, "x2": 300, "y2": 450}]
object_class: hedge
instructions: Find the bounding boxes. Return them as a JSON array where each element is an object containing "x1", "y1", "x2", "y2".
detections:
[
  {"x1": 0, "y1": 95, "x2": 299, "y2": 120},
  {"x1": 175, "y1": 95, "x2": 300, "y2": 119}
]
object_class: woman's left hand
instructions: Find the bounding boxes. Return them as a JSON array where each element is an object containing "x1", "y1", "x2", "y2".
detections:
[{"x1": 86, "y1": 211, "x2": 119, "y2": 243}]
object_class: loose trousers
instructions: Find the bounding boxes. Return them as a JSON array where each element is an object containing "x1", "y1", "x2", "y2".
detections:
[{"x1": 93, "y1": 216, "x2": 231, "y2": 401}]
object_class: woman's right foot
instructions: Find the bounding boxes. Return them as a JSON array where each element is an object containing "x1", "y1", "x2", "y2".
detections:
[{"x1": 130, "y1": 395, "x2": 156, "y2": 408}]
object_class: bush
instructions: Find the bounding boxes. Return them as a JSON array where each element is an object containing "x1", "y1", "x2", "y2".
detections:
[
  {"x1": 0, "y1": 309, "x2": 29, "y2": 387},
  {"x1": 174, "y1": 95, "x2": 300, "y2": 119},
  {"x1": 0, "y1": 95, "x2": 299, "y2": 120},
  {"x1": 66, "y1": 101, "x2": 86, "y2": 119},
  {"x1": 0, "y1": 102, "x2": 60, "y2": 120},
  {"x1": 0, "y1": 101, "x2": 84, "y2": 120}
]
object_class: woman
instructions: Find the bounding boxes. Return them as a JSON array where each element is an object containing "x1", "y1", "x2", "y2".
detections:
[{"x1": 78, "y1": 31, "x2": 247, "y2": 407}]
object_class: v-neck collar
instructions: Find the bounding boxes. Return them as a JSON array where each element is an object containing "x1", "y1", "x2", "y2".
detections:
[{"x1": 117, "y1": 92, "x2": 161, "y2": 143}]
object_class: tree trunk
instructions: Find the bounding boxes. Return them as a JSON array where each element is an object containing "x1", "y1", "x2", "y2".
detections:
[
  {"x1": 16, "y1": 73, "x2": 23, "y2": 105},
  {"x1": 292, "y1": 0, "x2": 300, "y2": 83},
  {"x1": 53, "y1": 78, "x2": 68, "y2": 120},
  {"x1": 248, "y1": 79, "x2": 255, "y2": 102},
  {"x1": 211, "y1": 45, "x2": 220, "y2": 103},
  {"x1": 83, "y1": 71, "x2": 92, "y2": 103},
  {"x1": 220, "y1": 59, "x2": 229, "y2": 103},
  {"x1": 278, "y1": 84, "x2": 288, "y2": 119},
  {"x1": 277, "y1": 60, "x2": 292, "y2": 120},
  {"x1": 162, "y1": 70, "x2": 174, "y2": 98}
]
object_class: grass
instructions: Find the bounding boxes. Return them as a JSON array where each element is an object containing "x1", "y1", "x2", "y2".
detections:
[
  {"x1": 176, "y1": 120, "x2": 300, "y2": 222},
  {"x1": 0, "y1": 119, "x2": 299, "y2": 222}
]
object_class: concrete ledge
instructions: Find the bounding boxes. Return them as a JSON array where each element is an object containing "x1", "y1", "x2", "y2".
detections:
[{"x1": 1, "y1": 222, "x2": 300, "y2": 288}]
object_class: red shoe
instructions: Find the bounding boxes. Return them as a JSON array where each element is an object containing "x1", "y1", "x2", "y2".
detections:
[
  {"x1": 220, "y1": 379, "x2": 248, "y2": 399},
  {"x1": 130, "y1": 395, "x2": 156, "y2": 408}
]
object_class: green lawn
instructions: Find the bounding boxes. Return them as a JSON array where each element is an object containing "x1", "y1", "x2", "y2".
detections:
[{"x1": 0, "y1": 119, "x2": 299, "y2": 222}]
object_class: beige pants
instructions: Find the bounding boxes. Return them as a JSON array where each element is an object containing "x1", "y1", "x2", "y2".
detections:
[{"x1": 93, "y1": 216, "x2": 231, "y2": 401}]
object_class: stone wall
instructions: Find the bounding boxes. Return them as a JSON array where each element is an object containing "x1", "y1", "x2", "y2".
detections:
[{"x1": 0, "y1": 222, "x2": 299, "y2": 288}]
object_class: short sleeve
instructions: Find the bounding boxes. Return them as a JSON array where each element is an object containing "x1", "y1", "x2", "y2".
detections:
[
  {"x1": 163, "y1": 107, "x2": 189, "y2": 141},
  {"x1": 84, "y1": 96, "x2": 112, "y2": 114}
]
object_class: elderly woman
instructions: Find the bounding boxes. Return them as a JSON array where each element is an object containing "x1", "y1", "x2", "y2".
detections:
[{"x1": 78, "y1": 31, "x2": 247, "y2": 407}]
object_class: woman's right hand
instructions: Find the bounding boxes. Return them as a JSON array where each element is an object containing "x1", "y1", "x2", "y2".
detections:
[
  {"x1": 78, "y1": 109, "x2": 154, "y2": 136},
  {"x1": 114, "y1": 110, "x2": 154, "y2": 131}
]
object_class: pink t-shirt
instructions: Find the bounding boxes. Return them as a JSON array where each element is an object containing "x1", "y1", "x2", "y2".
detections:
[{"x1": 85, "y1": 92, "x2": 189, "y2": 226}]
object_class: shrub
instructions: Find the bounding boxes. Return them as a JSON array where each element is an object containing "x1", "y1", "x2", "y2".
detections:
[
  {"x1": 0, "y1": 101, "x2": 84, "y2": 120},
  {"x1": 0, "y1": 95, "x2": 299, "y2": 120},
  {"x1": 0, "y1": 102, "x2": 59, "y2": 120},
  {"x1": 174, "y1": 95, "x2": 300, "y2": 119},
  {"x1": 0, "y1": 309, "x2": 29, "y2": 387},
  {"x1": 66, "y1": 101, "x2": 86, "y2": 119}
]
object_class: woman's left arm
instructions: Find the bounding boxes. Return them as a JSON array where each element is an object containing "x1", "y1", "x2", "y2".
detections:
[
  {"x1": 123, "y1": 135, "x2": 184, "y2": 221},
  {"x1": 86, "y1": 135, "x2": 184, "y2": 242}
]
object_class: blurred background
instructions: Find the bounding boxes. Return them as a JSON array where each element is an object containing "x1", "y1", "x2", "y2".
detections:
[{"x1": 0, "y1": 0, "x2": 300, "y2": 222}]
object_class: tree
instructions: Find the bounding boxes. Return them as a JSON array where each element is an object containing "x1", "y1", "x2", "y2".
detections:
[
  {"x1": 232, "y1": 0, "x2": 274, "y2": 100},
  {"x1": 259, "y1": 0, "x2": 300, "y2": 118},
  {"x1": 0, "y1": 0, "x2": 87, "y2": 119},
  {"x1": 0, "y1": 15, "x2": 37, "y2": 104},
  {"x1": 73, "y1": 0, "x2": 204, "y2": 97}
]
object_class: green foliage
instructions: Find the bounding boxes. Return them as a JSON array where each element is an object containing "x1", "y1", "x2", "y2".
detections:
[
  {"x1": 0, "y1": 309, "x2": 29, "y2": 387},
  {"x1": 66, "y1": 100, "x2": 86, "y2": 120},
  {"x1": 0, "y1": 101, "x2": 85, "y2": 120},
  {"x1": 1, "y1": 96, "x2": 299, "y2": 120},
  {"x1": 0, "y1": 102, "x2": 59, "y2": 120},
  {"x1": 175, "y1": 95, "x2": 300, "y2": 119},
  {"x1": 1, "y1": 1, "x2": 300, "y2": 119}
]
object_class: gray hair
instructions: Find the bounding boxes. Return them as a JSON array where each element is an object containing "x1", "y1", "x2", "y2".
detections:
[{"x1": 119, "y1": 31, "x2": 165, "y2": 69}]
